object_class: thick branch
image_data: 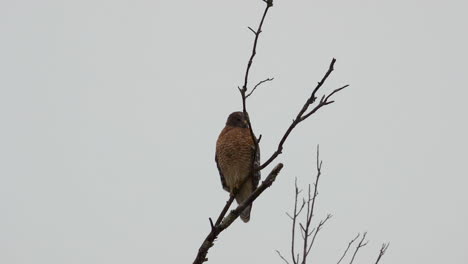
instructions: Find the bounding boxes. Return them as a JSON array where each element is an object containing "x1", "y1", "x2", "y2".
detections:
[
  {"x1": 219, "y1": 163, "x2": 283, "y2": 227},
  {"x1": 192, "y1": 163, "x2": 283, "y2": 264}
]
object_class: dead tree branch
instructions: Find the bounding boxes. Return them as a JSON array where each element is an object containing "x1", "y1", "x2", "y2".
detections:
[
  {"x1": 349, "y1": 232, "x2": 368, "y2": 264},
  {"x1": 193, "y1": 0, "x2": 371, "y2": 263},
  {"x1": 288, "y1": 178, "x2": 306, "y2": 264},
  {"x1": 192, "y1": 163, "x2": 283, "y2": 264},
  {"x1": 276, "y1": 149, "x2": 389, "y2": 264},
  {"x1": 259, "y1": 59, "x2": 349, "y2": 171},
  {"x1": 236, "y1": 0, "x2": 273, "y2": 185},
  {"x1": 246, "y1": 77, "x2": 274, "y2": 98},
  {"x1": 300, "y1": 147, "x2": 325, "y2": 264},
  {"x1": 276, "y1": 250, "x2": 291, "y2": 264},
  {"x1": 193, "y1": 2, "x2": 276, "y2": 263},
  {"x1": 374, "y1": 243, "x2": 390, "y2": 264},
  {"x1": 336, "y1": 233, "x2": 360, "y2": 264},
  {"x1": 276, "y1": 147, "x2": 332, "y2": 264}
]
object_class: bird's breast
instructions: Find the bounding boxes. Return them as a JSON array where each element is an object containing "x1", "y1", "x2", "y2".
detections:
[{"x1": 216, "y1": 127, "x2": 254, "y2": 189}]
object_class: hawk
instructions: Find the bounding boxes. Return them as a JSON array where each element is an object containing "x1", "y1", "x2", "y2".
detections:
[{"x1": 215, "y1": 111, "x2": 260, "y2": 222}]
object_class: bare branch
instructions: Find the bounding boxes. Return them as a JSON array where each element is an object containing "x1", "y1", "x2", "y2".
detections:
[
  {"x1": 214, "y1": 194, "x2": 235, "y2": 226},
  {"x1": 192, "y1": 163, "x2": 284, "y2": 264},
  {"x1": 246, "y1": 77, "x2": 274, "y2": 98},
  {"x1": 248, "y1": 26, "x2": 257, "y2": 35},
  {"x1": 374, "y1": 243, "x2": 390, "y2": 264},
  {"x1": 349, "y1": 232, "x2": 368, "y2": 264},
  {"x1": 209, "y1": 218, "x2": 214, "y2": 230},
  {"x1": 237, "y1": 1, "x2": 273, "y2": 192},
  {"x1": 276, "y1": 250, "x2": 291, "y2": 264},
  {"x1": 301, "y1": 148, "x2": 323, "y2": 264},
  {"x1": 336, "y1": 233, "x2": 360, "y2": 264},
  {"x1": 193, "y1": 3, "x2": 277, "y2": 263},
  {"x1": 263, "y1": 0, "x2": 273, "y2": 7},
  {"x1": 218, "y1": 163, "x2": 283, "y2": 227},
  {"x1": 290, "y1": 178, "x2": 300, "y2": 264},
  {"x1": 240, "y1": 2, "x2": 272, "y2": 95},
  {"x1": 305, "y1": 214, "x2": 332, "y2": 256},
  {"x1": 259, "y1": 59, "x2": 349, "y2": 171},
  {"x1": 325, "y1": 84, "x2": 349, "y2": 102}
]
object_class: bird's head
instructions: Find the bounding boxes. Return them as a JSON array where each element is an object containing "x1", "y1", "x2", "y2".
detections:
[{"x1": 226, "y1": 111, "x2": 249, "y2": 128}]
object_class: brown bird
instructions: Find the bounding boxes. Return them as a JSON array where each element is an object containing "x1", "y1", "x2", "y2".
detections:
[{"x1": 215, "y1": 111, "x2": 260, "y2": 222}]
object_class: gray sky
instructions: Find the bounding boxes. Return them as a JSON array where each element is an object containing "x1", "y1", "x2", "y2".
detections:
[{"x1": 1, "y1": 0, "x2": 467, "y2": 263}]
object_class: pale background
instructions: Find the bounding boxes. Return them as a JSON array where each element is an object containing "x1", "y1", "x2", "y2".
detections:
[{"x1": 1, "y1": 0, "x2": 467, "y2": 263}]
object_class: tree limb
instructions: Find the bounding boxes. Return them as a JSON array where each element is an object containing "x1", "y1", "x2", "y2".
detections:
[
  {"x1": 349, "y1": 232, "x2": 368, "y2": 264},
  {"x1": 192, "y1": 163, "x2": 283, "y2": 264},
  {"x1": 374, "y1": 243, "x2": 390, "y2": 264},
  {"x1": 259, "y1": 59, "x2": 349, "y2": 171},
  {"x1": 276, "y1": 250, "x2": 291, "y2": 264},
  {"x1": 246, "y1": 77, "x2": 274, "y2": 98},
  {"x1": 234, "y1": 0, "x2": 274, "y2": 188},
  {"x1": 336, "y1": 233, "x2": 360, "y2": 264},
  {"x1": 193, "y1": 2, "x2": 276, "y2": 263}
]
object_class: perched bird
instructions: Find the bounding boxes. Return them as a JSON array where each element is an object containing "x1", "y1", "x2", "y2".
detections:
[{"x1": 215, "y1": 111, "x2": 260, "y2": 222}]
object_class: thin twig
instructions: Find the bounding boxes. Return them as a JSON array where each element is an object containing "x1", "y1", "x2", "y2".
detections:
[
  {"x1": 336, "y1": 233, "x2": 360, "y2": 264},
  {"x1": 301, "y1": 147, "x2": 323, "y2": 264},
  {"x1": 276, "y1": 250, "x2": 291, "y2": 264},
  {"x1": 349, "y1": 232, "x2": 368, "y2": 264},
  {"x1": 289, "y1": 178, "x2": 305, "y2": 264},
  {"x1": 299, "y1": 84, "x2": 349, "y2": 121},
  {"x1": 374, "y1": 243, "x2": 390, "y2": 264},
  {"x1": 246, "y1": 77, "x2": 274, "y2": 98},
  {"x1": 278, "y1": 147, "x2": 329, "y2": 264},
  {"x1": 259, "y1": 59, "x2": 349, "y2": 171},
  {"x1": 240, "y1": 0, "x2": 272, "y2": 95},
  {"x1": 237, "y1": 0, "x2": 273, "y2": 187},
  {"x1": 305, "y1": 214, "x2": 332, "y2": 256}
]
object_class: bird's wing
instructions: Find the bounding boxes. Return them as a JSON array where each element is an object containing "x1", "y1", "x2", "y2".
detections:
[
  {"x1": 252, "y1": 142, "x2": 261, "y2": 188},
  {"x1": 215, "y1": 154, "x2": 229, "y2": 191}
]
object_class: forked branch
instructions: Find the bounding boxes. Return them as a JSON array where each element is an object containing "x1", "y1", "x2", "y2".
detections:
[
  {"x1": 259, "y1": 59, "x2": 349, "y2": 171},
  {"x1": 277, "y1": 147, "x2": 332, "y2": 264},
  {"x1": 336, "y1": 233, "x2": 360, "y2": 264},
  {"x1": 193, "y1": 2, "x2": 276, "y2": 263},
  {"x1": 374, "y1": 243, "x2": 390, "y2": 264},
  {"x1": 349, "y1": 232, "x2": 369, "y2": 264},
  {"x1": 276, "y1": 149, "x2": 389, "y2": 264},
  {"x1": 192, "y1": 164, "x2": 284, "y2": 264}
]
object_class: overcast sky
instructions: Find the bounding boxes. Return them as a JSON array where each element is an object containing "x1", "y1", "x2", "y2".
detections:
[{"x1": 1, "y1": 0, "x2": 467, "y2": 263}]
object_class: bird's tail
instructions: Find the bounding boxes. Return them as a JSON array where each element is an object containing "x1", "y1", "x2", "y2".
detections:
[
  {"x1": 240, "y1": 204, "x2": 252, "y2": 223},
  {"x1": 235, "y1": 183, "x2": 254, "y2": 223}
]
